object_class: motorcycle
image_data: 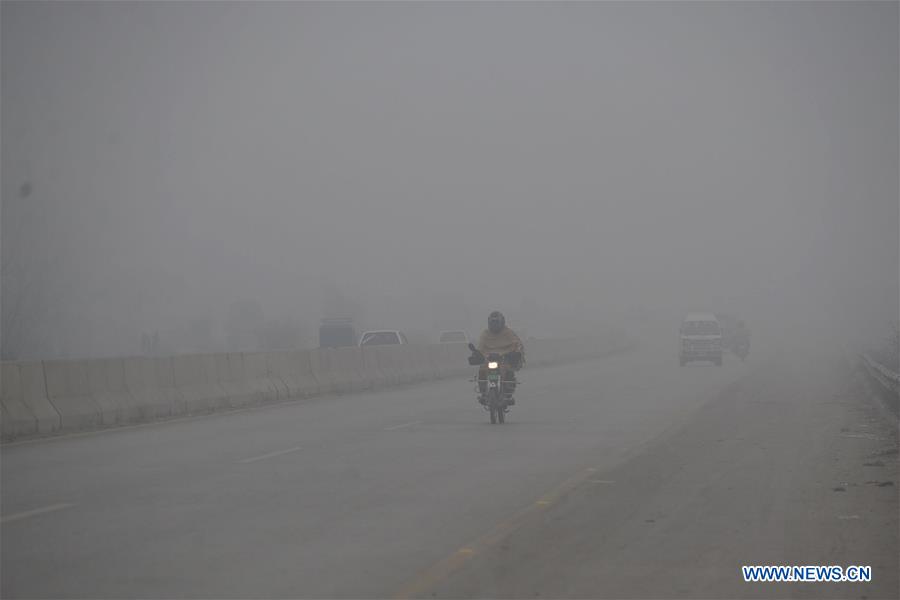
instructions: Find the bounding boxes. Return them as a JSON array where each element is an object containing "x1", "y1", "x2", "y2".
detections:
[{"x1": 468, "y1": 343, "x2": 521, "y2": 424}]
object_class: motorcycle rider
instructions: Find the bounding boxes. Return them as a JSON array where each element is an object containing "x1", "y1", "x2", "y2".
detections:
[{"x1": 475, "y1": 311, "x2": 524, "y2": 405}]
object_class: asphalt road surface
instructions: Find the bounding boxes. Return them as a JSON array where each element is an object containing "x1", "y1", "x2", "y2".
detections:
[{"x1": 2, "y1": 342, "x2": 897, "y2": 599}]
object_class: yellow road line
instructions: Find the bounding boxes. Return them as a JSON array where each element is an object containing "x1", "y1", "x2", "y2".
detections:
[
  {"x1": 392, "y1": 466, "x2": 598, "y2": 599},
  {"x1": 393, "y1": 412, "x2": 704, "y2": 598},
  {"x1": 1, "y1": 503, "x2": 74, "y2": 524}
]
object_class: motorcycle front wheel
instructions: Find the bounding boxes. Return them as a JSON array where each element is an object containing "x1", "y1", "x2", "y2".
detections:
[{"x1": 488, "y1": 388, "x2": 501, "y2": 424}]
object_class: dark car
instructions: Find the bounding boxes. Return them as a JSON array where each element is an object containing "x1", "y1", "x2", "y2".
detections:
[{"x1": 319, "y1": 318, "x2": 357, "y2": 348}]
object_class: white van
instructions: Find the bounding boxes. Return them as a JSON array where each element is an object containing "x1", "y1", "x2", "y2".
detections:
[{"x1": 679, "y1": 313, "x2": 723, "y2": 366}]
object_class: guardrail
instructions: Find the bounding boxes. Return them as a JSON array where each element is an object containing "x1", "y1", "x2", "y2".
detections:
[
  {"x1": 1, "y1": 335, "x2": 633, "y2": 442},
  {"x1": 861, "y1": 352, "x2": 900, "y2": 395}
]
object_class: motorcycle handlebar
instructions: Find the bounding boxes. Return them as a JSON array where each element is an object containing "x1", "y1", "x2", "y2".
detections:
[{"x1": 468, "y1": 349, "x2": 522, "y2": 368}]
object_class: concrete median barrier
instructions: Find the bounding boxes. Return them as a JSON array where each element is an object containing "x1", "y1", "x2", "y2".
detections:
[
  {"x1": 2, "y1": 335, "x2": 632, "y2": 441},
  {"x1": 423, "y1": 345, "x2": 448, "y2": 378},
  {"x1": 372, "y1": 346, "x2": 402, "y2": 387},
  {"x1": 1, "y1": 363, "x2": 37, "y2": 438},
  {"x1": 384, "y1": 345, "x2": 416, "y2": 385},
  {"x1": 439, "y1": 343, "x2": 471, "y2": 377},
  {"x1": 215, "y1": 353, "x2": 261, "y2": 409},
  {"x1": 20, "y1": 361, "x2": 60, "y2": 435},
  {"x1": 418, "y1": 345, "x2": 439, "y2": 380},
  {"x1": 243, "y1": 352, "x2": 279, "y2": 404},
  {"x1": 410, "y1": 345, "x2": 437, "y2": 380},
  {"x1": 395, "y1": 346, "x2": 419, "y2": 382},
  {"x1": 87, "y1": 358, "x2": 137, "y2": 425},
  {"x1": 124, "y1": 356, "x2": 182, "y2": 419},
  {"x1": 257, "y1": 352, "x2": 290, "y2": 400},
  {"x1": 43, "y1": 360, "x2": 103, "y2": 432},
  {"x1": 395, "y1": 345, "x2": 424, "y2": 383},
  {"x1": 332, "y1": 346, "x2": 368, "y2": 393},
  {"x1": 361, "y1": 347, "x2": 390, "y2": 389},
  {"x1": 308, "y1": 349, "x2": 335, "y2": 394},
  {"x1": 265, "y1": 350, "x2": 318, "y2": 399},
  {"x1": 173, "y1": 354, "x2": 229, "y2": 414},
  {"x1": 309, "y1": 347, "x2": 365, "y2": 394}
]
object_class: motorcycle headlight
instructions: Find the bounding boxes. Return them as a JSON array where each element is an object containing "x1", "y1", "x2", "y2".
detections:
[{"x1": 488, "y1": 361, "x2": 499, "y2": 369}]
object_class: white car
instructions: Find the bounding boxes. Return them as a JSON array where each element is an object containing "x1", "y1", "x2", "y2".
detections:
[
  {"x1": 438, "y1": 330, "x2": 469, "y2": 343},
  {"x1": 359, "y1": 330, "x2": 408, "y2": 347}
]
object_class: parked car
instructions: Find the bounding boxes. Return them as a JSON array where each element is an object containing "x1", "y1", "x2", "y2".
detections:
[
  {"x1": 679, "y1": 313, "x2": 723, "y2": 366},
  {"x1": 438, "y1": 330, "x2": 469, "y2": 343},
  {"x1": 359, "y1": 330, "x2": 408, "y2": 347},
  {"x1": 319, "y1": 318, "x2": 356, "y2": 348}
]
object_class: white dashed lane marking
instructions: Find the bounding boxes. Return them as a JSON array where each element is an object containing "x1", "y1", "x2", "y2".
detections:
[
  {"x1": 384, "y1": 421, "x2": 422, "y2": 431},
  {"x1": 237, "y1": 447, "x2": 302, "y2": 464}
]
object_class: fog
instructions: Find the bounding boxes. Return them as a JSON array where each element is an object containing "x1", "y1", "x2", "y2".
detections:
[{"x1": 2, "y1": 1, "x2": 897, "y2": 360}]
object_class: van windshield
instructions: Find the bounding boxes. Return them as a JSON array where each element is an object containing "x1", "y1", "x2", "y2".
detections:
[
  {"x1": 361, "y1": 332, "x2": 401, "y2": 346},
  {"x1": 682, "y1": 321, "x2": 720, "y2": 335}
]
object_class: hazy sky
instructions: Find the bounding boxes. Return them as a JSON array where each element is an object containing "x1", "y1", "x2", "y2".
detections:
[{"x1": 2, "y1": 1, "x2": 897, "y2": 358}]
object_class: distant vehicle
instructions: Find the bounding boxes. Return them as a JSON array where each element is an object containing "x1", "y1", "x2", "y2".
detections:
[
  {"x1": 679, "y1": 313, "x2": 723, "y2": 366},
  {"x1": 359, "y1": 330, "x2": 408, "y2": 347},
  {"x1": 319, "y1": 318, "x2": 357, "y2": 348},
  {"x1": 714, "y1": 313, "x2": 740, "y2": 351},
  {"x1": 438, "y1": 330, "x2": 469, "y2": 343}
]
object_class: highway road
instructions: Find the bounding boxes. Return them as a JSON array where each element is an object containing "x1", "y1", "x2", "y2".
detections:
[{"x1": 2, "y1": 341, "x2": 897, "y2": 598}]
